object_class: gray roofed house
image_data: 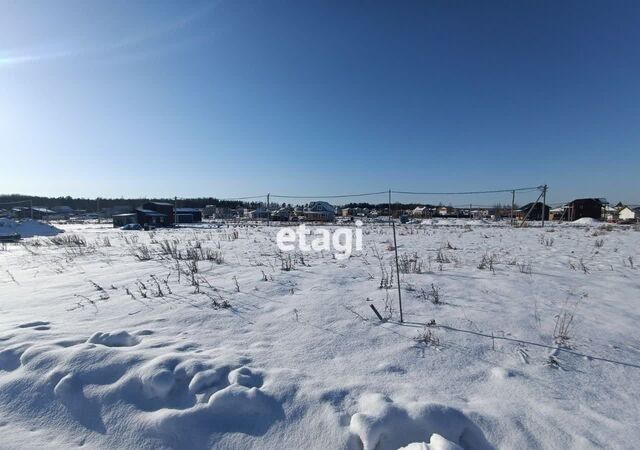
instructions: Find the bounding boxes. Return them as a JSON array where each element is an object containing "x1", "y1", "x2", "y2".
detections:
[{"x1": 304, "y1": 201, "x2": 335, "y2": 222}]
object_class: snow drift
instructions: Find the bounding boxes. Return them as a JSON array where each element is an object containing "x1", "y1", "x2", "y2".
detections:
[
  {"x1": 0, "y1": 218, "x2": 61, "y2": 238},
  {"x1": 571, "y1": 217, "x2": 601, "y2": 226}
]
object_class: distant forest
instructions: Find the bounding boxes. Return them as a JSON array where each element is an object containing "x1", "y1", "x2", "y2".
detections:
[{"x1": 0, "y1": 194, "x2": 252, "y2": 212}]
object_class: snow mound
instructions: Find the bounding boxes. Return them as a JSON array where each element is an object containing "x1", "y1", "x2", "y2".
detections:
[
  {"x1": 0, "y1": 218, "x2": 61, "y2": 238},
  {"x1": 399, "y1": 433, "x2": 464, "y2": 450},
  {"x1": 0, "y1": 332, "x2": 286, "y2": 447},
  {"x1": 0, "y1": 344, "x2": 30, "y2": 371},
  {"x1": 87, "y1": 330, "x2": 140, "y2": 347},
  {"x1": 228, "y1": 366, "x2": 264, "y2": 388},
  {"x1": 572, "y1": 217, "x2": 600, "y2": 226},
  {"x1": 350, "y1": 394, "x2": 492, "y2": 450}
]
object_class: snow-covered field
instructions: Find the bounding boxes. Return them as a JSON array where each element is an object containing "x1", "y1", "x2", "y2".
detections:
[{"x1": 0, "y1": 221, "x2": 639, "y2": 449}]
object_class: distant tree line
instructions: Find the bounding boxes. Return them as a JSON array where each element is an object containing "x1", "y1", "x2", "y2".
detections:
[
  {"x1": 0, "y1": 194, "x2": 519, "y2": 213},
  {"x1": 0, "y1": 194, "x2": 250, "y2": 212}
]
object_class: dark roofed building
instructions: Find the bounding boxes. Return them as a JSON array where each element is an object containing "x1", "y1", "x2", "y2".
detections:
[
  {"x1": 12, "y1": 207, "x2": 56, "y2": 220},
  {"x1": 516, "y1": 202, "x2": 550, "y2": 221},
  {"x1": 136, "y1": 208, "x2": 170, "y2": 228},
  {"x1": 175, "y1": 208, "x2": 202, "y2": 223},
  {"x1": 565, "y1": 198, "x2": 606, "y2": 221},
  {"x1": 141, "y1": 202, "x2": 175, "y2": 226},
  {"x1": 113, "y1": 213, "x2": 137, "y2": 228}
]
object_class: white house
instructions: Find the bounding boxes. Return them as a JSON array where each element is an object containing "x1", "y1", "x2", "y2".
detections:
[
  {"x1": 437, "y1": 206, "x2": 455, "y2": 216},
  {"x1": 412, "y1": 206, "x2": 429, "y2": 218},
  {"x1": 470, "y1": 209, "x2": 489, "y2": 219},
  {"x1": 618, "y1": 206, "x2": 637, "y2": 222}
]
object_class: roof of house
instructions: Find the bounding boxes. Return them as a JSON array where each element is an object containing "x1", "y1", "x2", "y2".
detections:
[
  {"x1": 53, "y1": 206, "x2": 74, "y2": 212},
  {"x1": 519, "y1": 202, "x2": 549, "y2": 210},
  {"x1": 569, "y1": 198, "x2": 608, "y2": 205},
  {"x1": 306, "y1": 201, "x2": 335, "y2": 212},
  {"x1": 145, "y1": 202, "x2": 174, "y2": 207},
  {"x1": 113, "y1": 213, "x2": 137, "y2": 217},
  {"x1": 136, "y1": 208, "x2": 167, "y2": 217},
  {"x1": 32, "y1": 207, "x2": 56, "y2": 214}
]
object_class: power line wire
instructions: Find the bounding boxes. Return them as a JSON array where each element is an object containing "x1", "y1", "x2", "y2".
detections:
[
  {"x1": 270, "y1": 191, "x2": 388, "y2": 199},
  {"x1": 392, "y1": 186, "x2": 542, "y2": 195},
  {"x1": 218, "y1": 195, "x2": 267, "y2": 201}
]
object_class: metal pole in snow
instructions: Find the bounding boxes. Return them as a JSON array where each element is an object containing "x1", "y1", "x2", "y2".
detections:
[
  {"x1": 370, "y1": 304, "x2": 384, "y2": 321},
  {"x1": 392, "y1": 222, "x2": 403, "y2": 323}
]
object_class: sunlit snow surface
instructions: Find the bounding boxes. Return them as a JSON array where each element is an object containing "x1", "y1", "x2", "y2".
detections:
[{"x1": 0, "y1": 220, "x2": 638, "y2": 449}]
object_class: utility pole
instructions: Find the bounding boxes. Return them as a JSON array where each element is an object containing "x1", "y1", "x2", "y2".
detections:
[
  {"x1": 96, "y1": 197, "x2": 100, "y2": 223},
  {"x1": 511, "y1": 190, "x2": 515, "y2": 226},
  {"x1": 388, "y1": 189, "x2": 392, "y2": 226},
  {"x1": 267, "y1": 193, "x2": 270, "y2": 227},
  {"x1": 541, "y1": 185, "x2": 547, "y2": 228},
  {"x1": 30, "y1": 199, "x2": 33, "y2": 219},
  {"x1": 174, "y1": 196, "x2": 178, "y2": 226}
]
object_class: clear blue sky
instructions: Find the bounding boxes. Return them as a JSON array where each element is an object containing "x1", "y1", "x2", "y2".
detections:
[{"x1": 1, "y1": 0, "x2": 639, "y2": 205}]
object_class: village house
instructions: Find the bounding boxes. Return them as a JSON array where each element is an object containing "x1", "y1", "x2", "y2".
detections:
[
  {"x1": 271, "y1": 206, "x2": 293, "y2": 222},
  {"x1": 618, "y1": 206, "x2": 639, "y2": 223},
  {"x1": 603, "y1": 205, "x2": 618, "y2": 222},
  {"x1": 341, "y1": 208, "x2": 354, "y2": 217},
  {"x1": 436, "y1": 205, "x2": 455, "y2": 216},
  {"x1": 52, "y1": 205, "x2": 76, "y2": 217},
  {"x1": 249, "y1": 207, "x2": 270, "y2": 220},
  {"x1": 411, "y1": 206, "x2": 430, "y2": 218},
  {"x1": 565, "y1": 198, "x2": 607, "y2": 221},
  {"x1": 131, "y1": 202, "x2": 175, "y2": 228},
  {"x1": 515, "y1": 202, "x2": 550, "y2": 221},
  {"x1": 304, "y1": 201, "x2": 335, "y2": 222},
  {"x1": 102, "y1": 205, "x2": 132, "y2": 217},
  {"x1": 12, "y1": 207, "x2": 56, "y2": 220},
  {"x1": 136, "y1": 209, "x2": 170, "y2": 228},
  {"x1": 206, "y1": 206, "x2": 242, "y2": 219},
  {"x1": 113, "y1": 213, "x2": 137, "y2": 228},
  {"x1": 470, "y1": 209, "x2": 489, "y2": 219},
  {"x1": 341, "y1": 207, "x2": 370, "y2": 218},
  {"x1": 175, "y1": 208, "x2": 203, "y2": 224}
]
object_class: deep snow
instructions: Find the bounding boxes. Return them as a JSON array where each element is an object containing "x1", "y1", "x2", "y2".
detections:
[
  {"x1": 0, "y1": 218, "x2": 62, "y2": 238},
  {"x1": 0, "y1": 221, "x2": 638, "y2": 449}
]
